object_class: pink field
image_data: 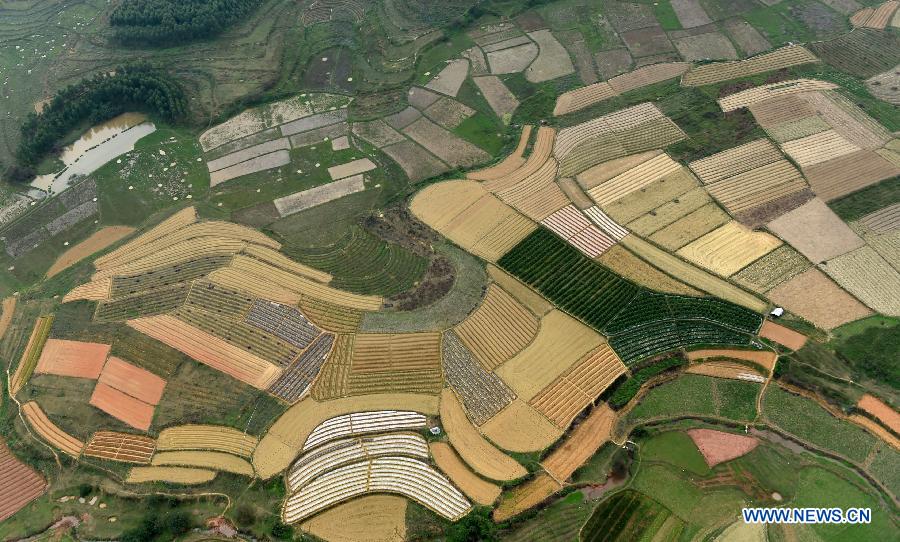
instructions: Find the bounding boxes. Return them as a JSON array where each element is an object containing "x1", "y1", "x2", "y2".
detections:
[
  {"x1": 89, "y1": 383, "x2": 155, "y2": 431},
  {"x1": 35, "y1": 339, "x2": 110, "y2": 379},
  {"x1": 688, "y1": 429, "x2": 759, "y2": 467},
  {"x1": 97, "y1": 357, "x2": 166, "y2": 405}
]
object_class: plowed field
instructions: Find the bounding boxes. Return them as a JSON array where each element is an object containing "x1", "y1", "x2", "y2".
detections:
[{"x1": 83, "y1": 431, "x2": 156, "y2": 463}]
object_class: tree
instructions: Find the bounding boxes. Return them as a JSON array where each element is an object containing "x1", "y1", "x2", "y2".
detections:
[{"x1": 445, "y1": 508, "x2": 498, "y2": 542}]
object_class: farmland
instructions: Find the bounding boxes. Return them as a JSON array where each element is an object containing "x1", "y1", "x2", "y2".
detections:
[{"x1": 2, "y1": 0, "x2": 900, "y2": 538}]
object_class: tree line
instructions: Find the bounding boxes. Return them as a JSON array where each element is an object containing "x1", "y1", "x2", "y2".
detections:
[
  {"x1": 11, "y1": 64, "x2": 187, "y2": 180},
  {"x1": 109, "y1": 0, "x2": 262, "y2": 46}
]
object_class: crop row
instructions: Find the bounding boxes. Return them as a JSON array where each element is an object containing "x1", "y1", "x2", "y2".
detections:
[
  {"x1": 95, "y1": 282, "x2": 191, "y2": 322},
  {"x1": 609, "y1": 320, "x2": 754, "y2": 366},
  {"x1": 109, "y1": 255, "x2": 232, "y2": 298}
]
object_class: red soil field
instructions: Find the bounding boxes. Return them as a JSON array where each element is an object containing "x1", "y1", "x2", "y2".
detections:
[
  {"x1": 759, "y1": 320, "x2": 807, "y2": 351},
  {"x1": 97, "y1": 357, "x2": 166, "y2": 405},
  {"x1": 857, "y1": 394, "x2": 900, "y2": 435},
  {"x1": 35, "y1": 339, "x2": 110, "y2": 379},
  {"x1": 83, "y1": 431, "x2": 156, "y2": 464},
  {"x1": 89, "y1": 383, "x2": 156, "y2": 431},
  {"x1": 0, "y1": 439, "x2": 47, "y2": 521},
  {"x1": 687, "y1": 428, "x2": 759, "y2": 467}
]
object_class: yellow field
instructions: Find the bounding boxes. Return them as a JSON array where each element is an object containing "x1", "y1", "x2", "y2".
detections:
[
  {"x1": 9, "y1": 316, "x2": 53, "y2": 395},
  {"x1": 311, "y1": 334, "x2": 353, "y2": 399},
  {"x1": 95, "y1": 207, "x2": 198, "y2": 268},
  {"x1": 429, "y1": 442, "x2": 501, "y2": 505},
  {"x1": 781, "y1": 130, "x2": 860, "y2": 167},
  {"x1": 621, "y1": 236, "x2": 768, "y2": 312},
  {"x1": 718, "y1": 79, "x2": 838, "y2": 112},
  {"x1": 529, "y1": 344, "x2": 626, "y2": 429},
  {"x1": 21, "y1": 401, "x2": 83, "y2": 457},
  {"x1": 438, "y1": 389, "x2": 527, "y2": 481},
  {"x1": 410, "y1": 180, "x2": 537, "y2": 262},
  {"x1": 467, "y1": 125, "x2": 532, "y2": 181},
  {"x1": 494, "y1": 158, "x2": 569, "y2": 221},
  {"x1": 602, "y1": 167, "x2": 701, "y2": 225},
  {"x1": 253, "y1": 393, "x2": 440, "y2": 479},
  {"x1": 676, "y1": 221, "x2": 782, "y2": 277},
  {"x1": 688, "y1": 139, "x2": 782, "y2": 185},
  {"x1": 156, "y1": 425, "x2": 258, "y2": 457},
  {"x1": 496, "y1": 310, "x2": 603, "y2": 401},
  {"x1": 300, "y1": 495, "x2": 407, "y2": 542},
  {"x1": 648, "y1": 203, "x2": 731, "y2": 251},
  {"x1": 596, "y1": 245, "x2": 701, "y2": 296},
  {"x1": 62, "y1": 278, "x2": 111, "y2": 303},
  {"x1": 479, "y1": 399, "x2": 563, "y2": 452},
  {"x1": 242, "y1": 244, "x2": 331, "y2": 283},
  {"x1": 47, "y1": 226, "x2": 135, "y2": 278},
  {"x1": 553, "y1": 82, "x2": 617, "y2": 116},
  {"x1": 587, "y1": 154, "x2": 682, "y2": 206},
  {"x1": 486, "y1": 265, "x2": 554, "y2": 316},
  {"x1": 608, "y1": 62, "x2": 690, "y2": 93},
  {"x1": 455, "y1": 285, "x2": 539, "y2": 370},
  {"x1": 348, "y1": 333, "x2": 443, "y2": 395},
  {"x1": 208, "y1": 267, "x2": 300, "y2": 306},
  {"x1": 92, "y1": 236, "x2": 246, "y2": 281},
  {"x1": 685, "y1": 360, "x2": 766, "y2": 381},
  {"x1": 484, "y1": 126, "x2": 556, "y2": 192},
  {"x1": 682, "y1": 45, "x2": 819, "y2": 87},
  {"x1": 126, "y1": 466, "x2": 217, "y2": 485},
  {"x1": 151, "y1": 450, "x2": 254, "y2": 476},
  {"x1": 576, "y1": 151, "x2": 662, "y2": 190},
  {"x1": 626, "y1": 187, "x2": 710, "y2": 236},
  {"x1": 541, "y1": 404, "x2": 616, "y2": 482},
  {"x1": 493, "y1": 473, "x2": 562, "y2": 522}
]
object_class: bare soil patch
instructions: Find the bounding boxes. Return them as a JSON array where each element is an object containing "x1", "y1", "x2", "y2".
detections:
[
  {"x1": 424, "y1": 59, "x2": 470, "y2": 97},
  {"x1": 866, "y1": 65, "x2": 900, "y2": 105},
  {"x1": 384, "y1": 106, "x2": 422, "y2": 130},
  {"x1": 473, "y1": 76, "x2": 519, "y2": 118},
  {"x1": 671, "y1": 0, "x2": 713, "y2": 28},
  {"x1": 526, "y1": 30, "x2": 576, "y2": 83},
  {"x1": 767, "y1": 197, "x2": 865, "y2": 263},
  {"x1": 687, "y1": 429, "x2": 759, "y2": 467},
  {"x1": 767, "y1": 268, "x2": 872, "y2": 330},
  {"x1": 424, "y1": 98, "x2": 475, "y2": 129},
  {"x1": 488, "y1": 43, "x2": 539, "y2": 74},
  {"x1": 759, "y1": 320, "x2": 807, "y2": 351},
  {"x1": 594, "y1": 49, "x2": 633, "y2": 79},
  {"x1": 381, "y1": 140, "x2": 449, "y2": 183},
  {"x1": 857, "y1": 394, "x2": 900, "y2": 435},
  {"x1": 621, "y1": 26, "x2": 675, "y2": 58},
  {"x1": 803, "y1": 150, "x2": 900, "y2": 201},
  {"x1": 724, "y1": 19, "x2": 771, "y2": 56},
  {"x1": 403, "y1": 117, "x2": 490, "y2": 168},
  {"x1": 47, "y1": 226, "x2": 135, "y2": 278},
  {"x1": 674, "y1": 32, "x2": 738, "y2": 61}
]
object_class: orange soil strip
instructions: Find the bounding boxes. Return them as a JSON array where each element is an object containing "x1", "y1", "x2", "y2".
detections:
[
  {"x1": 127, "y1": 315, "x2": 282, "y2": 390},
  {"x1": 686, "y1": 349, "x2": 777, "y2": 373},
  {"x1": 430, "y1": 442, "x2": 501, "y2": 505},
  {"x1": 46, "y1": 226, "x2": 135, "y2": 278},
  {"x1": 687, "y1": 428, "x2": 759, "y2": 467},
  {"x1": 21, "y1": 401, "x2": 84, "y2": 457},
  {"x1": 0, "y1": 439, "x2": 47, "y2": 522},
  {"x1": 83, "y1": 431, "x2": 156, "y2": 463},
  {"x1": 97, "y1": 357, "x2": 166, "y2": 405},
  {"x1": 35, "y1": 339, "x2": 110, "y2": 379},
  {"x1": 493, "y1": 473, "x2": 562, "y2": 522},
  {"x1": 848, "y1": 415, "x2": 900, "y2": 450},
  {"x1": 686, "y1": 361, "x2": 766, "y2": 381},
  {"x1": 89, "y1": 383, "x2": 156, "y2": 431},
  {"x1": 0, "y1": 297, "x2": 16, "y2": 341},
  {"x1": 540, "y1": 404, "x2": 616, "y2": 483},
  {"x1": 467, "y1": 125, "x2": 533, "y2": 181},
  {"x1": 759, "y1": 320, "x2": 807, "y2": 351},
  {"x1": 857, "y1": 394, "x2": 900, "y2": 435}
]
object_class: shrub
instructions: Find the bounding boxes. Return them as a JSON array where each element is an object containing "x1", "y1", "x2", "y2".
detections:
[{"x1": 608, "y1": 357, "x2": 686, "y2": 409}]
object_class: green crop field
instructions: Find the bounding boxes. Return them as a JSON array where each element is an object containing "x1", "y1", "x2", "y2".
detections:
[
  {"x1": 580, "y1": 490, "x2": 684, "y2": 542},
  {"x1": 625, "y1": 375, "x2": 760, "y2": 425}
]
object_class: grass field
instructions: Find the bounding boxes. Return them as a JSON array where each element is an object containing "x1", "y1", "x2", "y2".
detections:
[{"x1": 625, "y1": 375, "x2": 760, "y2": 426}]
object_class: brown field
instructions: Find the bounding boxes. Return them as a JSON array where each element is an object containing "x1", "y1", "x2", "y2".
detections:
[
  {"x1": 686, "y1": 349, "x2": 777, "y2": 373},
  {"x1": 97, "y1": 356, "x2": 166, "y2": 405},
  {"x1": 803, "y1": 150, "x2": 900, "y2": 202},
  {"x1": 851, "y1": 6, "x2": 875, "y2": 25},
  {"x1": 35, "y1": 339, "x2": 110, "y2": 380},
  {"x1": 352, "y1": 119, "x2": 406, "y2": 148},
  {"x1": 62, "y1": 279, "x2": 111, "y2": 303},
  {"x1": 767, "y1": 268, "x2": 872, "y2": 330},
  {"x1": 467, "y1": 126, "x2": 531, "y2": 181},
  {"x1": 529, "y1": 344, "x2": 626, "y2": 429},
  {"x1": 759, "y1": 321, "x2": 807, "y2": 351},
  {"x1": 857, "y1": 394, "x2": 900, "y2": 435},
  {"x1": 90, "y1": 383, "x2": 156, "y2": 431},
  {"x1": 749, "y1": 95, "x2": 818, "y2": 129},
  {"x1": 496, "y1": 310, "x2": 603, "y2": 401},
  {"x1": 328, "y1": 158, "x2": 377, "y2": 181},
  {"x1": 493, "y1": 473, "x2": 562, "y2": 522},
  {"x1": 724, "y1": 19, "x2": 770, "y2": 56},
  {"x1": 557, "y1": 177, "x2": 594, "y2": 209},
  {"x1": 705, "y1": 160, "x2": 808, "y2": 217},
  {"x1": 403, "y1": 117, "x2": 490, "y2": 168},
  {"x1": 718, "y1": 79, "x2": 838, "y2": 112},
  {"x1": 673, "y1": 32, "x2": 738, "y2": 62},
  {"x1": 822, "y1": 246, "x2": 900, "y2": 316},
  {"x1": 430, "y1": 442, "x2": 501, "y2": 505},
  {"x1": 0, "y1": 440, "x2": 47, "y2": 522},
  {"x1": 300, "y1": 495, "x2": 407, "y2": 542},
  {"x1": 254, "y1": 393, "x2": 439, "y2": 479},
  {"x1": 688, "y1": 139, "x2": 782, "y2": 185},
  {"x1": 479, "y1": 399, "x2": 563, "y2": 453},
  {"x1": 347, "y1": 333, "x2": 443, "y2": 395},
  {"x1": 687, "y1": 429, "x2": 759, "y2": 467},
  {"x1": 486, "y1": 265, "x2": 553, "y2": 316},
  {"x1": 380, "y1": 140, "x2": 450, "y2": 183},
  {"x1": 541, "y1": 404, "x2": 617, "y2": 482},
  {"x1": 126, "y1": 466, "x2": 216, "y2": 485},
  {"x1": 83, "y1": 431, "x2": 156, "y2": 463},
  {"x1": 127, "y1": 315, "x2": 282, "y2": 389},
  {"x1": 731, "y1": 245, "x2": 811, "y2": 294},
  {"x1": 0, "y1": 297, "x2": 15, "y2": 341},
  {"x1": 151, "y1": 450, "x2": 254, "y2": 476},
  {"x1": 157, "y1": 425, "x2": 257, "y2": 457},
  {"x1": 686, "y1": 360, "x2": 766, "y2": 381},
  {"x1": 782, "y1": 130, "x2": 860, "y2": 167},
  {"x1": 857, "y1": 1, "x2": 899, "y2": 28},
  {"x1": 860, "y1": 202, "x2": 900, "y2": 234},
  {"x1": 21, "y1": 401, "x2": 83, "y2": 457},
  {"x1": 596, "y1": 245, "x2": 702, "y2": 296},
  {"x1": 95, "y1": 207, "x2": 197, "y2": 268},
  {"x1": 455, "y1": 285, "x2": 539, "y2": 370},
  {"x1": 677, "y1": 221, "x2": 782, "y2": 277},
  {"x1": 766, "y1": 198, "x2": 864, "y2": 263},
  {"x1": 682, "y1": 45, "x2": 819, "y2": 86},
  {"x1": 46, "y1": 226, "x2": 135, "y2": 278},
  {"x1": 439, "y1": 389, "x2": 527, "y2": 481},
  {"x1": 473, "y1": 76, "x2": 520, "y2": 118},
  {"x1": 409, "y1": 180, "x2": 537, "y2": 262}
]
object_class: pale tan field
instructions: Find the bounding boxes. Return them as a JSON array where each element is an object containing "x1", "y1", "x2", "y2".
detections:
[
  {"x1": 493, "y1": 473, "x2": 562, "y2": 522},
  {"x1": 821, "y1": 246, "x2": 900, "y2": 316},
  {"x1": 494, "y1": 158, "x2": 570, "y2": 221},
  {"x1": 46, "y1": 226, "x2": 135, "y2": 278},
  {"x1": 479, "y1": 399, "x2": 562, "y2": 453},
  {"x1": 677, "y1": 221, "x2": 782, "y2": 277},
  {"x1": 688, "y1": 139, "x2": 782, "y2": 185},
  {"x1": 554, "y1": 82, "x2": 618, "y2": 116},
  {"x1": 0, "y1": 297, "x2": 16, "y2": 341},
  {"x1": 151, "y1": 451, "x2": 254, "y2": 476},
  {"x1": 126, "y1": 466, "x2": 216, "y2": 485},
  {"x1": 731, "y1": 245, "x2": 812, "y2": 294},
  {"x1": 94, "y1": 207, "x2": 197, "y2": 268},
  {"x1": 587, "y1": 154, "x2": 682, "y2": 206},
  {"x1": 767, "y1": 198, "x2": 865, "y2": 263},
  {"x1": 486, "y1": 265, "x2": 554, "y2": 316},
  {"x1": 803, "y1": 150, "x2": 900, "y2": 202},
  {"x1": 157, "y1": 425, "x2": 258, "y2": 457},
  {"x1": 576, "y1": 151, "x2": 662, "y2": 190},
  {"x1": 455, "y1": 285, "x2": 539, "y2": 370},
  {"x1": 253, "y1": 393, "x2": 440, "y2": 479},
  {"x1": 438, "y1": 389, "x2": 527, "y2": 481},
  {"x1": 83, "y1": 431, "x2": 156, "y2": 464},
  {"x1": 621, "y1": 236, "x2": 768, "y2": 312},
  {"x1": 648, "y1": 203, "x2": 731, "y2": 251},
  {"x1": 430, "y1": 442, "x2": 501, "y2": 505},
  {"x1": 596, "y1": 245, "x2": 702, "y2": 296},
  {"x1": 686, "y1": 361, "x2": 766, "y2": 381},
  {"x1": 22, "y1": 401, "x2": 83, "y2": 457},
  {"x1": 496, "y1": 310, "x2": 603, "y2": 401},
  {"x1": 704, "y1": 160, "x2": 808, "y2": 216},
  {"x1": 541, "y1": 405, "x2": 616, "y2": 482},
  {"x1": 686, "y1": 349, "x2": 777, "y2": 373},
  {"x1": 602, "y1": 168, "x2": 702, "y2": 225},
  {"x1": 242, "y1": 244, "x2": 331, "y2": 283},
  {"x1": 683, "y1": 45, "x2": 819, "y2": 86},
  {"x1": 767, "y1": 268, "x2": 872, "y2": 330},
  {"x1": 300, "y1": 496, "x2": 407, "y2": 542},
  {"x1": 467, "y1": 126, "x2": 531, "y2": 181},
  {"x1": 718, "y1": 79, "x2": 838, "y2": 112},
  {"x1": 781, "y1": 130, "x2": 860, "y2": 167},
  {"x1": 347, "y1": 333, "x2": 443, "y2": 395},
  {"x1": 62, "y1": 279, "x2": 111, "y2": 303}
]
